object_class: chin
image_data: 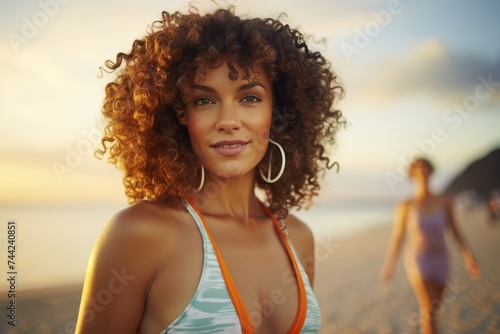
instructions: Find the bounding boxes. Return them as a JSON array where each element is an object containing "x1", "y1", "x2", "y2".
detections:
[{"x1": 210, "y1": 163, "x2": 255, "y2": 180}]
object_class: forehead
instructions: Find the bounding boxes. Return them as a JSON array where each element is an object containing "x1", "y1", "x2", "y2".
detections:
[{"x1": 194, "y1": 60, "x2": 271, "y2": 86}]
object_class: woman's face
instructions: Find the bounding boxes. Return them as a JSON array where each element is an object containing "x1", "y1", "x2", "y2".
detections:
[
  {"x1": 184, "y1": 61, "x2": 273, "y2": 179},
  {"x1": 410, "y1": 160, "x2": 432, "y2": 182}
]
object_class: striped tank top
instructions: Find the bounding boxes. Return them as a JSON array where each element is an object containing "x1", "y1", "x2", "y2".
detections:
[{"x1": 160, "y1": 198, "x2": 321, "y2": 333}]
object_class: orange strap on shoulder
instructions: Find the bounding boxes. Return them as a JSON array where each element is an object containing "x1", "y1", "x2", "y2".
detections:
[
  {"x1": 259, "y1": 201, "x2": 308, "y2": 333},
  {"x1": 187, "y1": 198, "x2": 254, "y2": 333}
]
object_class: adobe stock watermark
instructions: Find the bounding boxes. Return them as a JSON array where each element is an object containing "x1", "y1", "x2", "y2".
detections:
[
  {"x1": 384, "y1": 74, "x2": 500, "y2": 192},
  {"x1": 339, "y1": 0, "x2": 405, "y2": 62},
  {"x1": 7, "y1": 0, "x2": 71, "y2": 54},
  {"x1": 51, "y1": 127, "x2": 101, "y2": 182},
  {"x1": 55, "y1": 267, "x2": 135, "y2": 334}
]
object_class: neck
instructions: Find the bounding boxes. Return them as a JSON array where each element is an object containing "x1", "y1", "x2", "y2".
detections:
[
  {"x1": 192, "y1": 171, "x2": 264, "y2": 224},
  {"x1": 414, "y1": 180, "x2": 431, "y2": 200}
]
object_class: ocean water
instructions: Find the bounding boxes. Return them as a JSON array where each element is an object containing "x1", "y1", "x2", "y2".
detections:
[
  {"x1": 0, "y1": 201, "x2": 393, "y2": 291},
  {"x1": 292, "y1": 201, "x2": 394, "y2": 238}
]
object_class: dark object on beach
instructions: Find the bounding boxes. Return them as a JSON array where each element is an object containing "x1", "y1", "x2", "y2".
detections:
[{"x1": 445, "y1": 147, "x2": 500, "y2": 200}]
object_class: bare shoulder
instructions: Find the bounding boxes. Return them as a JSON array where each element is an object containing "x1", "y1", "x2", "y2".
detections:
[
  {"x1": 393, "y1": 199, "x2": 412, "y2": 217},
  {"x1": 90, "y1": 200, "x2": 190, "y2": 284},
  {"x1": 99, "y1": 201, "x2": 186, "y2": 250},
  {"x1": 283, "y1": 213, "x2": 313, "y2": 237},
  {"x1": 283, "y1": 213, "x2": 316, "y2": 284},
  {"x1": 106, "y1": 201, "x2": 186, "y2": 238},
  {"x1": 283, "y1": 213, "x2": 314, "y2": 259},
  {"x1": 77, "y1": 201, "x2": 192, "y2": 332},
  {"x1": 397, "y1": 199, "x2": 412, "y2": 211}
]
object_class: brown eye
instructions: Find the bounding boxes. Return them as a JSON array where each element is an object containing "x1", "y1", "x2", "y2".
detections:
[
  {"x1": 194, "y1": 97, "x2": 215, "y2": 105},
  {"x1": 240, "y1": 94, "x2": 261, "y2": 103}
]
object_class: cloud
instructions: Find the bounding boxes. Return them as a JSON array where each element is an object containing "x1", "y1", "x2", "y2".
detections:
[
  {"x1": 402, "y1": 40, "x2": 500, "y2": 99},
  {"x1": 229, "y1": 0, "x2": 394, "y2": 44},
  {"x1": 341, "y1": 39, "x2": 500, "y2": 108}
]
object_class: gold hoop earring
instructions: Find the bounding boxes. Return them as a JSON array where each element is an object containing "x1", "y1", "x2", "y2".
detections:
[{"x1": 259, "y1": 139, "x2": 286, "y2": 183}]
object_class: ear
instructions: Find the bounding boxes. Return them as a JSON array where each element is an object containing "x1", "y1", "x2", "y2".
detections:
[{"x1": 176, "y1": 110, "x2": 188, "y2": 125}]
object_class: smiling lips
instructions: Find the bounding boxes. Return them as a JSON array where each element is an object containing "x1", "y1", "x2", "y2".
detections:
[{"x1": 211, "y1": 140, "x2": 250, "y2": 157}]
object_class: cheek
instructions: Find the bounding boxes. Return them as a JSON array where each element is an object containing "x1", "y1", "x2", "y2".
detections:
[
  {"x1": 249, "y1": 112, "x2": 273, "y2": 157},
  {"x1": 252, "y1": 103, "x2": 273, "y2": 139},
  {"x1": 186, "y1": 117, "x2": 208, "y2": 154},
  {"x1": 262, "y1": 116, "x2": 273, "y2": 141}
]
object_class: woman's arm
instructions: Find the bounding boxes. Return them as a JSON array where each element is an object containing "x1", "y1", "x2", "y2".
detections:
[
  {"x1": 444, "y1": 196, "x2": 480, "y2": 280},
  {"x1": 75, "y1": 204, "x2": 165, "y2": 334},
  {"x1": 380, "y1": 201, "x2": 408, "y2": 282}
]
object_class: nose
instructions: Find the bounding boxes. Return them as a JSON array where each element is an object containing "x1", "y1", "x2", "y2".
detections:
[{"x1": 216, "y1": 104, "x2": 241, "y2": 133}]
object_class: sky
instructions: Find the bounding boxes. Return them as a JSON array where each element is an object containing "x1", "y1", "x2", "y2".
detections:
[{"x1": 1, "y1": 0, "x2": 500, "y2": 207}]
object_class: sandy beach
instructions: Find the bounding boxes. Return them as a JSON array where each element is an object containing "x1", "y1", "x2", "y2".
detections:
[
  {"x1": 314, "y1": 205, "x2": 500, "y2": 334},
  {"x1": 1, "y1": 205, "x2": 499, "y2": 334}
]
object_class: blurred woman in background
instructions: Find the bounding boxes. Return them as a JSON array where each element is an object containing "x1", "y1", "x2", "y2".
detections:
[{"x1": 380, "y1": 157, "x2": 480, "y2": 334}]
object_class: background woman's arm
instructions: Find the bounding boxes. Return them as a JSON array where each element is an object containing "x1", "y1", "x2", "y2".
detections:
[
  {"x1": 380, "y1": 202, "x2": 408, "y2": 282},
  {"x1": 444, "y1": 196, "x2": 480, "y2": 280}
]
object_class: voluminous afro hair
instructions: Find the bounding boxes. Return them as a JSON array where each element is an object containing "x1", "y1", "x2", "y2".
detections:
[{"x1": 97, "y1": 7, "x2": 344, "y2": 218}]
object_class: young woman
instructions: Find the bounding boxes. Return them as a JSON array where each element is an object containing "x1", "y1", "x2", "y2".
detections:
[
  {"x1": 380, "y1": 158, "x2": 480, "y2": 334},
  {"x1": 76, "y1": 7, "x2": 343, "y2": 333}
]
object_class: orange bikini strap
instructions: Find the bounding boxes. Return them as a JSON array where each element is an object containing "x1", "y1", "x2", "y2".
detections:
[
  {"x1": 187, "y1": 198, "x2": 254, "y2": 333},
  {"x1": 187, "y1": 198, "x2": 308, "y2": 334},
  {"x1": 258, "y1": 201, "x2": 308, "y2": 333}
]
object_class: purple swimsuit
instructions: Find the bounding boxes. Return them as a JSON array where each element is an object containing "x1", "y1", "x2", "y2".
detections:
[{"x1": 404, "y1": 205, "x2": 449, "y2": 285}]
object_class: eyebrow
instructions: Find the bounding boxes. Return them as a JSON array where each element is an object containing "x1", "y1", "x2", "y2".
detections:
[{"x1": 190, "y1": 82, "x2": 267, "y2": 93}]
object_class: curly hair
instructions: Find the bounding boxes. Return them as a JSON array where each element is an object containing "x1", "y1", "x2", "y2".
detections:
[{"x1": 96, "y1": 7, "x2": 344, "y2": 218}]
